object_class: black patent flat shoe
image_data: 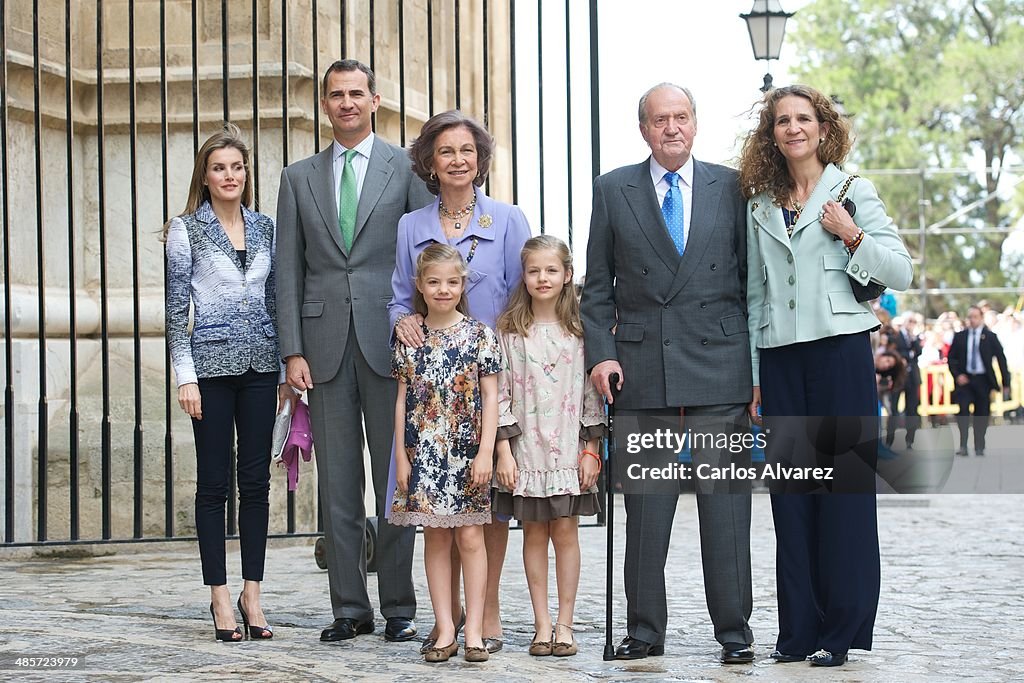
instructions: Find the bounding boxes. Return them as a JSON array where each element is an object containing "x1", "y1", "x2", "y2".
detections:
[
  {"x1": 770, "y1": 649, "x2": 806, "y2": 663},
  {"x1": 808, "y1": 649, "x2": 847, "y2": 667}
]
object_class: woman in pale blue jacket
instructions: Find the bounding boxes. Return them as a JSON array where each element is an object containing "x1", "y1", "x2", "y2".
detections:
[
  {"x1": 165, "y1": 124, "x2": 292, "y2": 642},
  {"x1": 738, "y1": 85, "x2": 912, "y2": 668}
]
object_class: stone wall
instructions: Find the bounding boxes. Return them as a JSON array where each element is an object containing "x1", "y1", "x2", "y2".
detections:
[{"x1": 0, "y1": 0, "x2": 513, "y2": 543}]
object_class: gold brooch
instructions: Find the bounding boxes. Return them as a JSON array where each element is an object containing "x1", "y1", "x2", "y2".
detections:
[{"x1": 478, "y1": 214, "x2": 493, "y2": 228}]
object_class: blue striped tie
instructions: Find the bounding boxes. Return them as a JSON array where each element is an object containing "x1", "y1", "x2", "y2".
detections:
[{"x1": 662, "y1": 171, "x2": 685, "y2": 256}]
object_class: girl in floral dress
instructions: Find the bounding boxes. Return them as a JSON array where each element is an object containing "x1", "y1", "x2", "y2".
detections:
[
  {"x1": 390, "y1": 244, "x2": 502, "y2": 663},
  {"x1": 492, "y1": 235, "x2": 605, "y2": 657}
]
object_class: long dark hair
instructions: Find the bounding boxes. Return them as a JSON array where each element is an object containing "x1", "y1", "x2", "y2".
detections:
[{"x1": 161, "y1": 123, "x2": 252, "y2": 239}]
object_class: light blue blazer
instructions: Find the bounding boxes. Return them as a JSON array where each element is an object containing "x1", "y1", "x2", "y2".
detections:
[
  {"x1": 746, "y1": 163, "x2": 913, "y2": 380},
  {"x1": 388, "y1": 187, "x2": 532, "y2": 332}
]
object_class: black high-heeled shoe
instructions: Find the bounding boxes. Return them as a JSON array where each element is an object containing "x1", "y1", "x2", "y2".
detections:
[
  {"x1": 237, "y1": 597, "x2": 273, "y2": 640},
  {"x1": 209, "y1": 603, "x2": 243, "y2": 642}
]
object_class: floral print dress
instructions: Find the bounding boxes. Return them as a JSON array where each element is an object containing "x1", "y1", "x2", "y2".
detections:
[
  {"x1": 390, "y1": 316, "x2": 503, "y2": 528},
  {"x1": 492, "y1": 322, "x2": 606, "y2": 521}
]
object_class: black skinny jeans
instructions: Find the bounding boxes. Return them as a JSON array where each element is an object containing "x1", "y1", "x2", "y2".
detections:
[{"x1": 192, "y1": 369, "x2": 277, "y2": 585}]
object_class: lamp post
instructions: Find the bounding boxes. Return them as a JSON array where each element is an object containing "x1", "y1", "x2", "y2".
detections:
[{"x1": 740, "y1": 0, "x2": 795, "y2": 93}]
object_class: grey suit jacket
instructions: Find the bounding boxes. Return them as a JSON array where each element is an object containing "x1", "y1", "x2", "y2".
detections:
[
  {"x1": 580, "y1": 158, "x2": 753, "y2": 409},
  {"x1": 276, "y1": 137, "x2": 432, "y2": 383}
]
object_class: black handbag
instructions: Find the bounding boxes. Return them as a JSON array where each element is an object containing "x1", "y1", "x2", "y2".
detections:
[{"x1": 833, "y1": 175, "x2": 887, "y2": 303}]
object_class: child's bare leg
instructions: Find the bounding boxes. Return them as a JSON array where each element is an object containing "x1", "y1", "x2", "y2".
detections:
[
  {"x1": 423, "y1": 528, "x2": 457, "y2": 648},
  {"x1": 454, "y1": 524, "x2": 487, "y2": 650},
  {"x1": 426, "y1": 545, "x2": 463, "y2": 642},
  {"x1": 522, "y1": 520, "x2": 552, "y2": 640},
  {"x1": 482, "y1": 517, "x2": 509, "y2": 638},
  {"x1": 550, "y1": 516, "x2": 580, "y2": 640}
]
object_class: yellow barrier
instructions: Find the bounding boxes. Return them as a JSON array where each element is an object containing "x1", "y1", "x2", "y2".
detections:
[{"x1": 914, "y1": 364, "x2": 1022, "y2": 418}]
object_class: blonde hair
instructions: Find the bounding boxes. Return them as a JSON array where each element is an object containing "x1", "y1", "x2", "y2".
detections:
[
  {"x1": 161, "y1": 122, "x2": 252, "y2": 239},
  {"x1": 497, "y1": 235, "x2": 583, "y2": 338},
  {"x1": 737, "y1": 84, "x2": 853, "y2": 202},
  {"x1": 413, "y1": 243, "x2": 471, "y2": 317}
]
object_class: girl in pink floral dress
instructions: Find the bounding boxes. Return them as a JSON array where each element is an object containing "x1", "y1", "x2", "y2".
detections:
[
  {"x1": 492, "y1": 236, "x2": 605, "y2": 657},
  {"x1": 391, "y1": 244, "x2": 502, "y2": 663}
]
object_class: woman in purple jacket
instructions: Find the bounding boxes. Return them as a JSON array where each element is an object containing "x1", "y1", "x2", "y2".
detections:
[{"x1": 388, "y1": 110, "x2": 532, "y2": 655}]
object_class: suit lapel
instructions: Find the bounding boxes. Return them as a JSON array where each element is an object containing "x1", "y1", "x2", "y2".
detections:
[
  {"x1": 197, "y1": 203, "x2": 242, "y2": 268},
  {"x1": 353, "y1": 137, "x2": 395, "y2": 245},
  {"x1": 622, "y1": 161, "x2": 679, "y2": 273},
  {"x1": 307, "y1": 146, "x2": 346, "y2": 254},
  {"x1": 750, "y1": 194, "x2": 790, "y2": 247}
]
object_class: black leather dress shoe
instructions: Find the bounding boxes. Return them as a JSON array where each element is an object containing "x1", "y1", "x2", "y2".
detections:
[
  {"x1": 721, "y1": 643, "x2": 755, "y2": 664},
  {"x1": 320, "y1": 618, "x2": 374, "y2": 642},
  {"x1": 808, "y1": 649, "x2": 847, "y2": 667},
  {"x1": 614, "y1": 636, "x2": 664, "y2": 660},
  {"x1": 769, "y1": 649, "x2": 807, "y2": 663},
  {"x1": 384, "y1": 617, "x2": 418, "y2": 642}
]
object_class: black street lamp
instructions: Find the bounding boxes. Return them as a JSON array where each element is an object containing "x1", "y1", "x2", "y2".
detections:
[{"x1": 740, "y1": 0, "x2": 795, "y2": 92}]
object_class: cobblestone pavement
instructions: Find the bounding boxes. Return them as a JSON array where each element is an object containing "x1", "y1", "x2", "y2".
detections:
[{"x1": 2, "y1": 441, "x2": 1023, "y2": 681}]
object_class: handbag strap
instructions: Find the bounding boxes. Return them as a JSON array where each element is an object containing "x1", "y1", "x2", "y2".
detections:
[{"x1": 836, "y1": 174, "x2": 859, "y2": 204}]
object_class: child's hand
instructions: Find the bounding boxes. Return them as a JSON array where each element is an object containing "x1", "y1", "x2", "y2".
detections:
[
  {"x1": 471, "y1": 452, "x2": 493, "y2": 488},
  {"x1": 579, "y1": 451, "x2": 601, "y2": 491},
  {"x1": 496, "y1": 446, "x2": 518, "y2": 491},
  {"x1": 396, "y1": 455, "x2": 412, "y2": 494}
]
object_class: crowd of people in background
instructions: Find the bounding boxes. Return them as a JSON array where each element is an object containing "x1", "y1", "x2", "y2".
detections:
[{"x1": 873, "y1": 302, "x2": 1022, "y2": 434}]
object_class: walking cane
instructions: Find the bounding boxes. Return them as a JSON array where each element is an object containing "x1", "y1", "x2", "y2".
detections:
[{"x1": 602, "y1": 373, "x2": 620, "y2": 661}]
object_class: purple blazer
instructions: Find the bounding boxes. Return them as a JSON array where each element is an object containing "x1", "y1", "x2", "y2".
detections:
[{"x1": 388, "y1": 187, "x2": 532, "y2": 332}]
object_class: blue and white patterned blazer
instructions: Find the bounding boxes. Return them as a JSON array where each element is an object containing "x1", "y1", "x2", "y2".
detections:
[{"x1": 165, "y1": 201, "x2": 281, "y2": 386}]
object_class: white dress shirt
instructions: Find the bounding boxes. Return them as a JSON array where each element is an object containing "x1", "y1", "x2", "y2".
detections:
[
  {"x1": 333, "y1": 132, "x2": 375, "y2": 208},
  {"x1": 650, "y1": 155, "x2": 694, "y2": 246}
]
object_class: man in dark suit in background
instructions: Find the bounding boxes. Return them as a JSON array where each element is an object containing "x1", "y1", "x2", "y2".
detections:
[
  {"x1": 948, "y1": 305, "x2": 1011, "y2": 456},
  {"x1": 893, "y1": 312, "x2": 923, "y2": 448},
  {"x1": 581, "y1": 83, "x2": 755, "y2": 664},
  {"x1": 276, "y1": 59, "x2": 432, "y2": 643}
]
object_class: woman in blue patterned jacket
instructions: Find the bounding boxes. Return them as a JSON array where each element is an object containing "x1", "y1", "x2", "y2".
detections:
[{"x1": 165, "y1": 123, "x2": 292, "y2": 642}]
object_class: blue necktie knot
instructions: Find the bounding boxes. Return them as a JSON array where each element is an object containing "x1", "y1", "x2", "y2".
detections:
[{"x1": 664, "y1": 171, "x2": 680, "y2": 189}]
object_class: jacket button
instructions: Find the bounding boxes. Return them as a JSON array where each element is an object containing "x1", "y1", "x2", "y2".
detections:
[
  {"x1": 861, "y1": 270, "x2": 869, "y2": 279},
  {"x1": 642, "y1": 267, "x2": 649, "y2": 276},
  {"x1": 664, "y1": 303, "x2": 670, "y2": 309},
  {"x1": 348, "y1": 268, "x2": 354, "y2": 274},
  {"x1": 788, "y1": 275, "x2": 795, "y2": 285},
  {"x1": 345, "y1": 297, "x2": 350, "y2": 304},
  {"x1": 663, "y1": 339, "x2": 671, "y2": 346},
  {"x1": 788, "y1": 299, "x2": 796, "y2": 309},
  {"x1": 786, "y1": 253, "x2": 793, "y2": 264},
  {"x1": 701, "y1": 338, "x2": 708, "y2": 345},
  {"x1": 710, "y1": 263, "x2": 717, "y2": 271},
  {"x1": 851, "y1": 264, "x2": 860, "y2": 274},
  {"x1": 700, "y1": 302, "x2": 707, "y2": 309}
]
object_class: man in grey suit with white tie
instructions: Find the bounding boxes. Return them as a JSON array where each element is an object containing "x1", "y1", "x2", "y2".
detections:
[
  {"x1": 276, "y1": 59, "x2": 432, "y2": 643},
  {"x1": 581, "y1": 83, "x2": 755, "y2": 663}
]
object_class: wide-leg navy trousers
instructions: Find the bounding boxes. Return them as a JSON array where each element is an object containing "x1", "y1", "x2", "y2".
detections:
[{"x1": 759, "y1": 331, "x2": 880, "y2": 656}]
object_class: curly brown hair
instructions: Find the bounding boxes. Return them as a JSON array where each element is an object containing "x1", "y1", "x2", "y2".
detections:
[
  {"x1": 737, "y1": 85, "x2": 852, "y2": 201},
  {"x1": 409, "y1": 110, "x2": 494, "y2": 195}
]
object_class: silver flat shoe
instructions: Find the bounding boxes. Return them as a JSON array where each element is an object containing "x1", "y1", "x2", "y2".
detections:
[{"x1": 483, "y1": 637, "x2": 503, "y2": 653}]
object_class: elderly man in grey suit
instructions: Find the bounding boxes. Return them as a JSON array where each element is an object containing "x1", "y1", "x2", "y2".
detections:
[
  {"x1": 276, "y1": 59, "x2": 432, "y2": 643},
  {"x1": 581, "y1": 83, "x2": 755, "y2": 663}
]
